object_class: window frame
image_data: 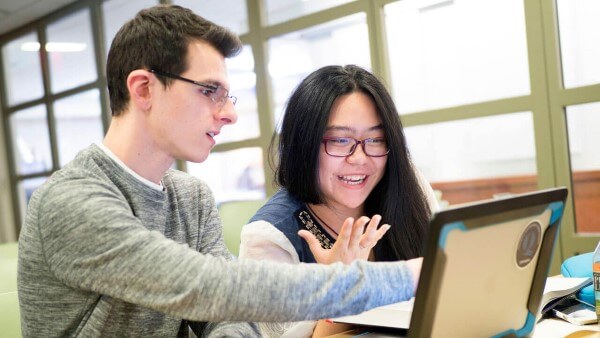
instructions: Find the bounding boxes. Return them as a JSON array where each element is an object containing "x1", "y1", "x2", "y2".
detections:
[{"x1": 0, "y1": 0, "x2": 598, "y2": 275}]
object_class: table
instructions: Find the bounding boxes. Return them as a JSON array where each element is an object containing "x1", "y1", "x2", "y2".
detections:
[{"x1": 326, "y1": 318, "x2": 600, "y2": 338}]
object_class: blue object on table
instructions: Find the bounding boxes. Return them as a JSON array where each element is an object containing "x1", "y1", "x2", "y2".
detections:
[{"x1": 560, "y1": 252, "x2": 594, "y2": 305}]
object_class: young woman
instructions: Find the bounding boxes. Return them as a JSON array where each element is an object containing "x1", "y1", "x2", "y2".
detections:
[{"x1": 239, "y1": 65, "x2": 438, "y2": 337}]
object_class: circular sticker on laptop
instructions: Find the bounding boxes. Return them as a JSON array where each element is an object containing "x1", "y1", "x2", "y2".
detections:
[{"x1": 516, "y1": 220, "x2": 542, "y2": 268}]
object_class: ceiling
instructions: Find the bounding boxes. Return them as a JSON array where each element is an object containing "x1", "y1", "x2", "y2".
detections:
[{"x1": 0, "y1": 0, "x2": 78, "y2": 36}]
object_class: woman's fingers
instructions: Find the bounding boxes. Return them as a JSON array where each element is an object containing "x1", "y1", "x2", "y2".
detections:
[
  {"x1": 336, "y1": 217, "x2": 355, "y2": 246},
  {"x1": 348, "y1": 216, "x2": 369, "y2": 248},
  {"x1": 376, "y1": 223, "x2": 391, "y2": 240},
  {"x1": 298, "y1": 230, "x2": 326, "y2": 260},
  {"x1": 356, "y1": 215, "x2": 391, "y2": 251},
  {"x1": 364, "y1": 214, "x2": 381, "y2": 234},
  {"x1": 359, "y1": 215, "x2": 382, "y2": 249},
  {"x1": 300, "y1": 215, "x2": 392, "y2": 264}
]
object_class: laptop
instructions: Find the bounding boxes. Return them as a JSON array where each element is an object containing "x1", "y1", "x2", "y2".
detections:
[{"x1": 333, "y1": 187, "x2": 568, "y2": 337}]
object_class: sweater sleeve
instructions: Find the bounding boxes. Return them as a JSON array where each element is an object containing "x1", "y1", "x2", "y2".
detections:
[
  {"x1": 190, "y1": 186, "x2": 261, "y2": 336},
  {"x1": 35, "y1": 176, "x2": 416, "y2": 323}
]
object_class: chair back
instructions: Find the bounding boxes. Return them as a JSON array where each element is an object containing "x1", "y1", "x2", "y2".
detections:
[
  {"x1": 218, "y1": 199, "x2": 266, "y2": 256},
  {"x1": 0, "y1": 291, "x2": 21, "y2": 337},
  {"x1": 0, "y1": 242, "x2": 21, "y2": 337},
  {"x1": 0, "y1": 242, "x2": 18, "y2": 293}
]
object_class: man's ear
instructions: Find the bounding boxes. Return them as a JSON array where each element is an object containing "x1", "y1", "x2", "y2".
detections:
[{"x1": 126, "y1": 69, "x2": 155, "y2": 112}]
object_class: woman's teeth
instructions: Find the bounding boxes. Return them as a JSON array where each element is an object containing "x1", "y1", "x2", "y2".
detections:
[{"x1": 338, "y1": 175, "x2": 366, "y2": 185}]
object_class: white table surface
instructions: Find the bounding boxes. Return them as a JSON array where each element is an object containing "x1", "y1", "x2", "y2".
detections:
[
  {"x1": 533, "y1": 318, "x2": 599, "y2": 338},
  {"x1": 327, "y1": 317, "x2": 600, "y2": 337}
]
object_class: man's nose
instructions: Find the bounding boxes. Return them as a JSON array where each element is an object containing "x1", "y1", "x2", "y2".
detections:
[{"x1": 217, "y1": 99, "x2": 237, "y2": 125}]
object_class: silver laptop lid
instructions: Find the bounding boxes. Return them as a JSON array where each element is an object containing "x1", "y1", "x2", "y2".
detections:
[{"x1": 409, "y1": 187, "x2": 568, "y2": 338}]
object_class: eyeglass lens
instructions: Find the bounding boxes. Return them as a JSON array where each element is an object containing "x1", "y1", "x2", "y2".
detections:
[
  {"x1": 150, "y1": 69, "x2": 236, "y2": 108},
  {"x1": 212, "y1": 87, "x2": 237, "y2": 107},
  {"x1": 324, "y1": 138, "x2": 388, "y2": 157}
]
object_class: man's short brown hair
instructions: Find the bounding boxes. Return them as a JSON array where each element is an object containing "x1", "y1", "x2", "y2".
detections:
[{"x1": 106, "y1": 5, "x2": 242, "y2": 116}]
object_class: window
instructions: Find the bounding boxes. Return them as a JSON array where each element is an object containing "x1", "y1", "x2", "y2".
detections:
[
  {"x1": 53, "y1": 90, "x2": 103, "y2": 166},
  {"x1": 385, "y1": 0, "x2": 530, "y2": 113},
  {"x1": 1, "y1": 32, "x2": 44, "y2": 106},
  {"x1": 566, "y1": 102, "x2": 600, "y2": 233},
  {"x1": 557, "y1": 0, "x2": 600, "y2": 88},
  {"x1": 9, "y1": 105, "x2": 52, "y2": 175},
  {"x1": 265, "y1": 0, "x2": 356, "y2": 25},
  {"x1": 174, "y1": 0, "x2": 249, "y2": 35},
  {"x1": 405, "y1": 112, "x2": 538, "y2": 208},
  {"x1": 219, "y1": 46, "x2": 260, "y2": 144},
  {"x1": 102, "y1": 0, "x2": 158, "y2": 56},
  {"x1": 187, "y1": 147, "x2": 265, "y2": 204},
  {"x1": 1, "y1": 4, "x2": 108, "y2": 230},
  {"x1": 0, "y1": 0, "x2": 599, "y2": 264},
  {"x1": 46, "y1": 9, "x2": 97, "y2": 93},
  {"x1": 268, "y1": 13, "x2": 369, "y2": 126}
]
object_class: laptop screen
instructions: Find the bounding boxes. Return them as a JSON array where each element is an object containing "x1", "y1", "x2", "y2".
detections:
[
  {"x1": 333, "y1": 187, "x2": 568, "y2": 338},
  {"x1": 410, "y1": 187, "x2": 567, "y2": 337}
]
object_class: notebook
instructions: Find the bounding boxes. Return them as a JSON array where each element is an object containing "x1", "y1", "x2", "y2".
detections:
[{"x1": 333, "y1": 187, "x2": 568, "y2": 337}]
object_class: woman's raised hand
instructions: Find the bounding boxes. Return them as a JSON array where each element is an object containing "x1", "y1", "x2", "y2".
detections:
[{"x1": 298, "y1": 215, "x2": 390, "y2": 265}]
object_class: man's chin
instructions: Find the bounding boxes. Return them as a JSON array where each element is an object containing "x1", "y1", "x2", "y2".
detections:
[{"x1": 183, "y1": 151, "x2": 210, "y2": 164}]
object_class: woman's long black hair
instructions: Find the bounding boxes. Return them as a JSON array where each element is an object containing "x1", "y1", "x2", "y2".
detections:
[{"x1": 271, "y1": 65, "x2": 431, "y2": 261}]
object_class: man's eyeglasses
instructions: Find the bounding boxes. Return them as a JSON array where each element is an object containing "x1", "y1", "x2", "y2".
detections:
[
  {"x1": 322, "y1": 137, "x2": 389, "y2": 157},
  {"x1": 149, "y1": 69, "x2": 237, "y2": 109}
]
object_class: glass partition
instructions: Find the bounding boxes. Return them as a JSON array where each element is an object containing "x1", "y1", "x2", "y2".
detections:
[
  {"x1": 53, "y1": 89, "x2": 103, "y2": 166},
  {"x1": 174, "y1": 0, "x2": 248, "y2": 35},
  {"x1": 268, "y1": 13, "x2": 369, "y2": 126},
  {"x1": 385, "y1": 0, "x2": 530, "y2": 114},
  {"x1": 405, "y1": 112, "x2": 537, "y2": 208},
  {"x1": 9, "y1": 105, "x2": 52, "y2": 176},
  {"x1": 557, "y1": 0, "x2": 600, "y2": 88},
  {"x1": 218, "y1": 45, "x2": 260, "y2": 144},
  {"x1": 187, "y1": 147, "x2": 265, "y2": 204},
  {"x1": 47, "y1": 8, "x2": 97, "y2": 93},
  {"x1": 265, "y1": 0, "x2": 356, "y2": 25},
  {"x1": 566, "y1": 102, "x2": 600, "y2": 233},
  {"x1": 102, "y1": 0, "x2": 158, "y2": 55},
  {"x1": 1, "y1": 32, "x2": 45, "y2": 107}
]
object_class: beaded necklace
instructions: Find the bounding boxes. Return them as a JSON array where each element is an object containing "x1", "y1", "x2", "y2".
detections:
[{"x1": 306, "y1": 205, "x2": 339, "y2": 237}]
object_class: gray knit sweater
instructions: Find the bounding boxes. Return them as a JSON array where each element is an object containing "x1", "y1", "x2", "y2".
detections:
[{"x1": 18, "y1": 144, "x2": 414, "y2": 337}]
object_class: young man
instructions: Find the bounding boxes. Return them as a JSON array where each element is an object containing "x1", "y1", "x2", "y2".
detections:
[{"x1": 17, "y1": 5, "x2": 422, "y2": 337}]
